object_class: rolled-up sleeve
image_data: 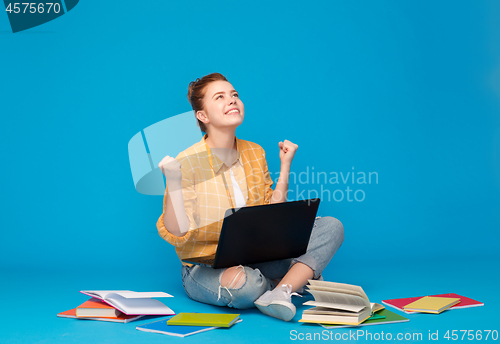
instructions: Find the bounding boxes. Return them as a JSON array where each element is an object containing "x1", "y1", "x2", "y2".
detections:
[{"x1": 262, "y1": 149, "x2": 274, "y2": 205}]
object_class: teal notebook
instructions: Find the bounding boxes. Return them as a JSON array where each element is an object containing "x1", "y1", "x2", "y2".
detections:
[
  {"x1": 137, "y1": 317, "x2": 216, "y2": 337},
  {"x1": 167, "y1": 313, "x2": 240, "y2": 327},
  {"x1": 367, "y1": 313, "x2": 386, "y2": 320},
  {"x1": 137, "y1": 316, "x2": 243, "y2": 337},
  {"x1": 320, "y1": 309, "x2": 409, "y2": 329}
]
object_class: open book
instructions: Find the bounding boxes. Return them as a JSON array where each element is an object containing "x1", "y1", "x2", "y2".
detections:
[
  {"x1": 79, "y1": 290, "x2": 174, "y2": 315},
  {"x1": 299, "y1": 281, "x2": 384, "y2": 325}
]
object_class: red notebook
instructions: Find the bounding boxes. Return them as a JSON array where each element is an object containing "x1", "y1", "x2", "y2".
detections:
[
  {"x1": 57, "y1": 308, "x2": 144, "y2": 323},
  {"x1": 382, "y1": 293, "x2": 483, "y2": 314},
  {"x1": 76, "y1": 298, "x2": 122, "y2": 318}
]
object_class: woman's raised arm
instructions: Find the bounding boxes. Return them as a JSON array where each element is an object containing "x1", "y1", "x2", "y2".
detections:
[
  {"x1": 271, "y1": 140, "x2": 298, "y2": 204},
  {"x1": 158, "y1": 156, "x2": 190, "y2": 237}
]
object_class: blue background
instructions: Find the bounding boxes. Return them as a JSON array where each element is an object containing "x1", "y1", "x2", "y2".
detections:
[{"x1": 1, "y1": 1, "x2": 499, "y2": 343}]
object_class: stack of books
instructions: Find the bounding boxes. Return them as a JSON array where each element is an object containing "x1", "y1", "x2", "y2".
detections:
[
  {"x1": 299, "y1": 280, "x2": 390, "y2": 326},
  {"x1": 57, "y1": 290, "x2": 175, "y2": 323},
  {"x1": 382, "y1": 293, "x2": 484, "y2": 314},
  {"x1": 136, "y1": 313, "x2": 241, "y2": 338}
]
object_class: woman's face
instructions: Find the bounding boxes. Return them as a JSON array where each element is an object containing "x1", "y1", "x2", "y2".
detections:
[{"x1": 199, "y1": 80, "x2": 245, "y2": 131}]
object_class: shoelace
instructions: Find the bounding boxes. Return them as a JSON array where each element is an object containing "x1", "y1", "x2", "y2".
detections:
[{"x1": 281, "y1": 284, "x2": 301, "y2": 298}]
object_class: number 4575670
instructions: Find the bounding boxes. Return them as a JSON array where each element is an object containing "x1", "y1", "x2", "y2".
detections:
[
  {"x1": 444, "y1": 330, "x2": 498, "y2": 341},
  {"x1": 5, "y1": 3, "x2": 61, "y2": 14}
]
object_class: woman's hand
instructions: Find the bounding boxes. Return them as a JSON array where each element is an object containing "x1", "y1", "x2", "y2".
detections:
[
  {"x1": 278, "y1": 140, "x2": 298, "y2": 165},
  {"x1": 158, "y1": 155, "x2": 182, "y2": 184}
]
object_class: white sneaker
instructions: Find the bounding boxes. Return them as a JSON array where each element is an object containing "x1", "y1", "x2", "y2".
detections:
[{"x1": 254, "y1": 284, "x2": 296, "y2": 321}]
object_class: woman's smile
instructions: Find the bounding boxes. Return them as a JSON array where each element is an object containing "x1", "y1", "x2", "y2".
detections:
[{"x1": 225, "y1": 108, "x2": 240, "y2": 115}]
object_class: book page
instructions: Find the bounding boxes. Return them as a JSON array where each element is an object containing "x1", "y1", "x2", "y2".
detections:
[
  {"x1": 303, "y1": 301, "x2": 366, "y2": 313},
  {"x1": 80, "y1": 290, "x2": 133, "y2": 300},
  {"x1": 307, "y1": 290, "x2": 370, "y2": 309},
  {"x1": 307, "y1": 285, "x2": 367, "y2": 300},
  {"x1": 308, "y1": 281, "x2": 369, "y2": 301},
  {"x1": 104, "y1": 293, "x2": 174, "y2": 315},
  {"x1": 301, "y1": 308, "x2": 370, "y2": 325},
  {"x1": 80, "y1": 291, "x2": 172, "y2": 299},
  {"x1": 115, "y1": 292, "x2": 173, "y2": 298},
  {"x1": 371, "y1": 302, "x2": 385, "y2": 313},
  {"x1": 303, "y1": 306, "x2": 362, "y2": 316}
]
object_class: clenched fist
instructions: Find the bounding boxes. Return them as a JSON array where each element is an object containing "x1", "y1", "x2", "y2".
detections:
[
  {"x1": 278, "y1": 139, "x2": 298, "y2": 165},
  {"x1": 158, "y1": 155, "x2": 182, "y2": 183}
]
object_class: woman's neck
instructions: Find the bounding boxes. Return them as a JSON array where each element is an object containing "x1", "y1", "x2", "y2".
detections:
[
  {"x1": 205, "y1": 129, "x2": 237, "y2": 167},
  {"x1": 205, "y1": 128, "x2": 236, "y2": 150}
]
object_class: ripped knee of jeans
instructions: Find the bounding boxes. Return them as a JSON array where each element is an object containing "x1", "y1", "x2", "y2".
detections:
[{"x1": 217, "y1": 265, "x2": 246, "y2": 301}]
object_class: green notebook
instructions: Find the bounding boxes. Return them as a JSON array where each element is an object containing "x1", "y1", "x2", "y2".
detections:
[
  {"x1": 167, "y1": 313, "x2": 240, "y2": 328},
  {"x1": 320, "y1": 309, "x2": 409, "y2": 329}
]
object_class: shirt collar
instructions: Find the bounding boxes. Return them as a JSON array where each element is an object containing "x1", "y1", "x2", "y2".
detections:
[{"x1": 202, "y1": 134, "x2": 241, "y2": 174}]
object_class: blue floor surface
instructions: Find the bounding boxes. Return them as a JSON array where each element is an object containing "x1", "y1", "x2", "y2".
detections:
[{"x1": 2, "y1": 255, "x2": 499, "y2": 343}]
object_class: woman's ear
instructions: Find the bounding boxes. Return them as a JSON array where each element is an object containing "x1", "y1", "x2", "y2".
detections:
[{"x1": 196, "y1": 110, "x2": 210, "y2": 125}]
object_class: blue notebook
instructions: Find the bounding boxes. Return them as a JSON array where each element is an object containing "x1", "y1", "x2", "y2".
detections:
[{"x1": 136, "y1": 317, "x2": 242, "y2": 337}]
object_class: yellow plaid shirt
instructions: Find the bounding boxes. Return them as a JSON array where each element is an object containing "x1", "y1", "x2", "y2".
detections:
[{"x1": 157, "y1": 135, "x2": 274, "y2": 265}]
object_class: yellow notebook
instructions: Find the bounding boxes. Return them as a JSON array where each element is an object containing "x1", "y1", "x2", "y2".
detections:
[
  {"x1": 166, "y1": 313, "x2": 240, "y2": 327},
  {"x1": 403, "y1": 296, "x2": 460, "y2": 314}
]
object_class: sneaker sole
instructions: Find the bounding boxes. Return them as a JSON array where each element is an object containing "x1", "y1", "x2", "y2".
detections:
[{"x1": 255, "y1": 301, "x2": 296, "y2": 322}]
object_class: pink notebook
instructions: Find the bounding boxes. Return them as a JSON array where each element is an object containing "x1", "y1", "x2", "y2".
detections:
[{"x1": 382, "y1": 293, "x2": 483, "y2": 314}]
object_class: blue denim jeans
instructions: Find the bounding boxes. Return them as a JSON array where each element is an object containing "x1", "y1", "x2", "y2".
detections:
[{"x1": 180, "y1": 216, "x2": 344, "y2": 309}]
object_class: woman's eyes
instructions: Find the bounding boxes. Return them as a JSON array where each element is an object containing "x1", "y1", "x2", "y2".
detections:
[{"x1": 216, "y1": 93, "x2": 238, "y2": 100}]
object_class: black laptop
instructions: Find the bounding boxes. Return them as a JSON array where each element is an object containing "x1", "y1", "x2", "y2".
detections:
[{"x1": 182, "y1": 198, "x2": 320, "y2": 269}]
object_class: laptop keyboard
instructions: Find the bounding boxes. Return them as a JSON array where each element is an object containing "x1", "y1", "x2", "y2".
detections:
[{"x1": 196, "y1": 257, "x2": 215, "y2": 265}]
